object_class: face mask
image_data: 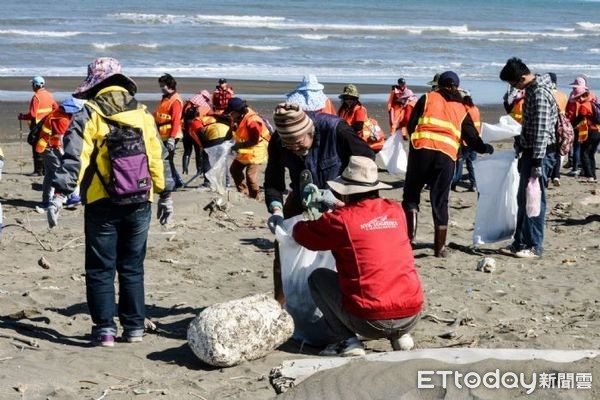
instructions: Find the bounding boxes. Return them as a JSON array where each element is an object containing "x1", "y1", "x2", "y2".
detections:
[{"x1": 161, "y1": 86, "x2": 173, "y2": 96}]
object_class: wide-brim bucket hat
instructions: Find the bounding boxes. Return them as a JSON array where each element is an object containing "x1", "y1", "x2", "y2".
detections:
[
  {"x1": 339, "y1": 84, "x2": 360, "y2": 99},
  {"x1": 327, "y1": 156, "x2": 391, "y2": 195},
  {"x1": 296, "y1": 74, "x2": 324, "y2": 91},
  {"x1": 73, "y1": 57, "x2": 137, "y2": 99}
]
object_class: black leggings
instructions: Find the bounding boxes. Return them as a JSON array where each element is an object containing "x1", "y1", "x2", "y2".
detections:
[{"x1": 581, "y1": 130, "x2": 600, "y2": 179}]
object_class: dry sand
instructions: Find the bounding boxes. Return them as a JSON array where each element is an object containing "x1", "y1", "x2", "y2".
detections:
[{"x1": 0, "y1": 79, "x2": 598, "y2": 399}]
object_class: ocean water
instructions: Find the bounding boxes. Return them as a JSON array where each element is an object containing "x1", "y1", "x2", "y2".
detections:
[{"x1": 1, "y1": 0, "x2": 599, "y2": 104}]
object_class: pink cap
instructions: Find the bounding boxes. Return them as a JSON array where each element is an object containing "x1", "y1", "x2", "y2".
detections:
[{"x1": 569, "y1": 77, "x2": 587, "y2": 88}]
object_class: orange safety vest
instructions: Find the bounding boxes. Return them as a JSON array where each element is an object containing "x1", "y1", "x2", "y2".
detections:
[
  {"x1": 154, "y1": 93, "x2": 183, "y2": 140},
  {"x1": 35, "y1": 108, "x2": 71, "y2": 153},
  {"x1": 411, "y1": 91, "x2": 467, "y2": 161},
  {"x1": 389, "y1": 100, "x2": 416, "y2": 136},
  {"x1": 233, "y1": 109, "x2": 270, "y2": 165},
  {"x1": 509, "y1": 97, "x2": 524, "y2": 124},
  {"x1": 33, "y1": 88, "x2": 57, "y2": 123},
  {"x1": 358, "y1": 118, "x2": 385, "y2": 152},
  {"x1": 321, "y1": 98, "x2": 337, "y2": 115},
  {"x1": 212, "y1": 86, "x2": 234, "y2": 111},
  {"x1": 575, "y1": 100, "x2": 600, "y2": 142},
  {"x1": 339, "y1": 104, "x2": 367, "y2": 126}
]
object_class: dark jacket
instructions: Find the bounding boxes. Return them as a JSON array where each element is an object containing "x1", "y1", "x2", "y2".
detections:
[{"x1": 264, "y1": 113, "x2": 374, "y2": 214}]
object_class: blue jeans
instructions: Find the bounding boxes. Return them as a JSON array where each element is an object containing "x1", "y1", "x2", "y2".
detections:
[
  {"x1": 513, "y1": 150, "x2": 556, "y2": 255},
  {"x1": 452, "y1": 147, "x2": 477, "y2": 186},
  {"x1": 84, "y1": 199, "x2": 151, "y2": 337}
]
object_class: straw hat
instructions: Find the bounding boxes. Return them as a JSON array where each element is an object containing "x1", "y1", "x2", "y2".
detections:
[{"x1": 327, "y1": 156, "x2": 391, "y2": 195}]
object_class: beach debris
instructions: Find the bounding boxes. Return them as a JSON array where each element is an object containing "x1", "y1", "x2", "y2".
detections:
[
  {"x1": 187, "y1": 293, "x2": 294, "y2": 367},
  {"x1": 203, "y1": 197, "x2": 227, "y2": 216},
  {"x1": 159, "y1": 258, "x2": 179, "y2": 264},
  {"x1": 436, "y1": 309, "x2": 469, "y2": 339},
  {"x1": 476, "y1": 257, "x2": 496, "y2": 273},
  {"x1": 144, "y1": 318, "x2": 157, "y2": 331},
  {"x1": 13, "y1": 383, "x2": 27, "y2": 394},
  {"x1": 0, "y1": 332, "x2": 39, "y2": 348},
  {"x1": 562, "y1": 258, "x2": 577, "y2": 265},
  {"x1": 132, "y1": 388, "x2": 168, "y2": 395},
  {"x1": 6, "y1": 308, "x2": 41, "y2": 320},
  {"x1": 38, "y1": 256, "x2": 52, "y2": 269}
]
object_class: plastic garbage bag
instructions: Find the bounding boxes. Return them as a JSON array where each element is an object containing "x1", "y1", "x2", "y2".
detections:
[
  {"x1": 375, "y1": 133, "x2": 407, "y2": 175},
  {"x1": 481, "y1": 115, "x2": 522, "y2": 143},
  {"x1": 472, "y1": 151, "x2": 520, "y2": 245},
  {"x1": 275, "y1": 215, "x2": 336, "y2": 346},
  {"x1": 204, "y1": 141, "x2": 234, "y2": 194},
  {"x1": 526, "y1": 177, "x2": 541, "y2": 217}
]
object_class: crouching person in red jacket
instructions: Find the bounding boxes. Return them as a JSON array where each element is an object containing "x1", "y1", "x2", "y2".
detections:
[{"x1": 293, "y1": 156, "x2": 423, "y2": 357}]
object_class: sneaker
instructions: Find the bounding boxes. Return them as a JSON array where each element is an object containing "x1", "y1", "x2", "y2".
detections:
[
  {"x1": 65, "y1": 195, "x2": 81, "y2": 208},
  {"x1": 515, "y1": 248, "x2": 540, "y2": 259},
  {"x1": 99, "y1": 334, "x2": 115, "y2": 347},
  {"x1": 552, "y1": 178, "x2": 560, "y2": 187},
  {"x1": 499, "y1": 243, "x2": 519, "y2": 255},
  {"x1": 390, "y1": 333, "x2": 414, "y2": 351},
  {"x1": 124, "y1": 335, "x2": 143, "y2": 343},
  {"x1": 319, "y1": 337, "x2": 365, "y2": 357},
  {"x1": 566, "y1": 170, "x2": 580, "y2": 177}
]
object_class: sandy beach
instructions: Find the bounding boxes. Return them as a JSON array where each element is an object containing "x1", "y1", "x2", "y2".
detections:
[{"x1": 0, "y1": 78, "x2": 598, "y2": 399}]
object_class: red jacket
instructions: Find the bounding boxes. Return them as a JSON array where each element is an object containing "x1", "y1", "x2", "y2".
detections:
[{"x1": 293, "y1": 198, "x2": 423, "y2": 320}]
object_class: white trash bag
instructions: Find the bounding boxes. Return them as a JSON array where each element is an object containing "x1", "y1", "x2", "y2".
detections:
[
  {"x1": 275, "y1": 215, "x2": 336, "y2": 346},
  {"x1": 376, "y1": 133, "x2": 407, "y2": 175},
  {"x1": 187, "y1": 293, "x2": 294, "y2": 367},
  {"x1": 472, "y1": 151, "x2": 520, "y2": 245},
  {"x1": 204, "y1": 141, "x2": 234, "y2": 194},
  {"x1": 481, "y1": 115, "x2": 522, "y2": 143}
]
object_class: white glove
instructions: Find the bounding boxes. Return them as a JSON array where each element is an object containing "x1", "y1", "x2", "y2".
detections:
[
  {"x1": 267, "y1": 210, "x2": 284, "y2": 234},
  {"x1": 157, "y1": 196, "x2": 174, "y2": 225},
  {"x1": 166, "y1": 137, "x2": 176, "y2": 152},
  {"x1": 47, "y1": 194, "x2": 64, "y2": 229}
]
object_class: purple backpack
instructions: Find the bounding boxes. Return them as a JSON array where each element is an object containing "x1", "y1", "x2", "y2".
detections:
[{"x1": 96, "y1": 117, "x2": 152, "y2": 204}]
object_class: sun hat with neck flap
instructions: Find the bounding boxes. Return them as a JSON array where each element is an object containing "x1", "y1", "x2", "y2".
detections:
[
  {"x1": 73, "y1": 57, "x2": 137, "y2": 99},
  {"x1": 273, "y1": 102, "x2": 315, "y2": 145},
  {"x1": 327, "y1": 156, "x2": 392, "y2": 195}
]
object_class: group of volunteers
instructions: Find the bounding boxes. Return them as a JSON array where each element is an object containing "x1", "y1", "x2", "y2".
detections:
[{"x1": 8, "y1": 55, "x2": 597, "y2": 356}]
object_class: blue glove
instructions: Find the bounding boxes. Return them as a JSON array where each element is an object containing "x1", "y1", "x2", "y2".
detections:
[
  {"x1": 267, "y1": 210, "x2": 284, "y2": 234},
  {"x1": 47, "y1": 194, "x2": 64, "y2": 229},
  {"x1": 157, "y1": 196, "x2": 174, "y2": 225}
]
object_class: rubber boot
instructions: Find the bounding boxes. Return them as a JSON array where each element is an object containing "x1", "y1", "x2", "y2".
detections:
[
  {"x1": 405, "y1": 209, "x2": 418, "y2": 247},
  {"x1": 182, "y1": 155, "x2": 190, "y2": 175},
  {"x1": 434, "y1": 225, "x2": 448, "y2": 258}
]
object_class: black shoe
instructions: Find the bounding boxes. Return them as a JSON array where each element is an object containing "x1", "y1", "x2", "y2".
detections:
[{"x1": 451, "y1": 183, "x2": 457, "y2": 192}]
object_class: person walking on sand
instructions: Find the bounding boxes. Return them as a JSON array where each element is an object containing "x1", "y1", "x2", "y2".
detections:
[
  {"x1": 227, "y1": 97, "x2": 271, "y2": 199},
  {"x1": 387, "y1": 79, "x2": 417, "y2": 138},
  {"x1": 548, "y1": 72, "x2": 568, "y2": 187},
  {"x1": 18, "y1": 76, "x2": 58, "y2": 176},
  {"x1": 48, "y1": 57, "x2": 174, "y2": 346},
  {"x1": 452, "y1": 90, "x2": 482, "y2": 192},
  {"x1": 286, "y1": 74, "x2": 336, "y2": 115},
  {"x1": 403, "y1": 71, "x2": 494, "y2": 257},
  {"x1": 154, "y1": 73, "x2": 185, "y2": 189},
  {"x1": 34, "y1": 97, "x2": 85, "y2": 210},
  {"x1": 293, "y1": 156, "x2": 423, "y2": 356},
  {"x1": 566, "y1": 82, "x2": 600, "y2": 182},
  {"x1": 265, "y1": 103, "x2": 374, "y2": 304},
  {"x1": 212, "y1": 78, "x2": 234, "y2": 114},
  {"x1": 499, "y1": 57, "x2": 558, "y2": 258}
]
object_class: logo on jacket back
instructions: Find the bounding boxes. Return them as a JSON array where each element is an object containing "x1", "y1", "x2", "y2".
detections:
[{"x1": 360, "y1": 215, "x2": 398, "y2": 231}]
